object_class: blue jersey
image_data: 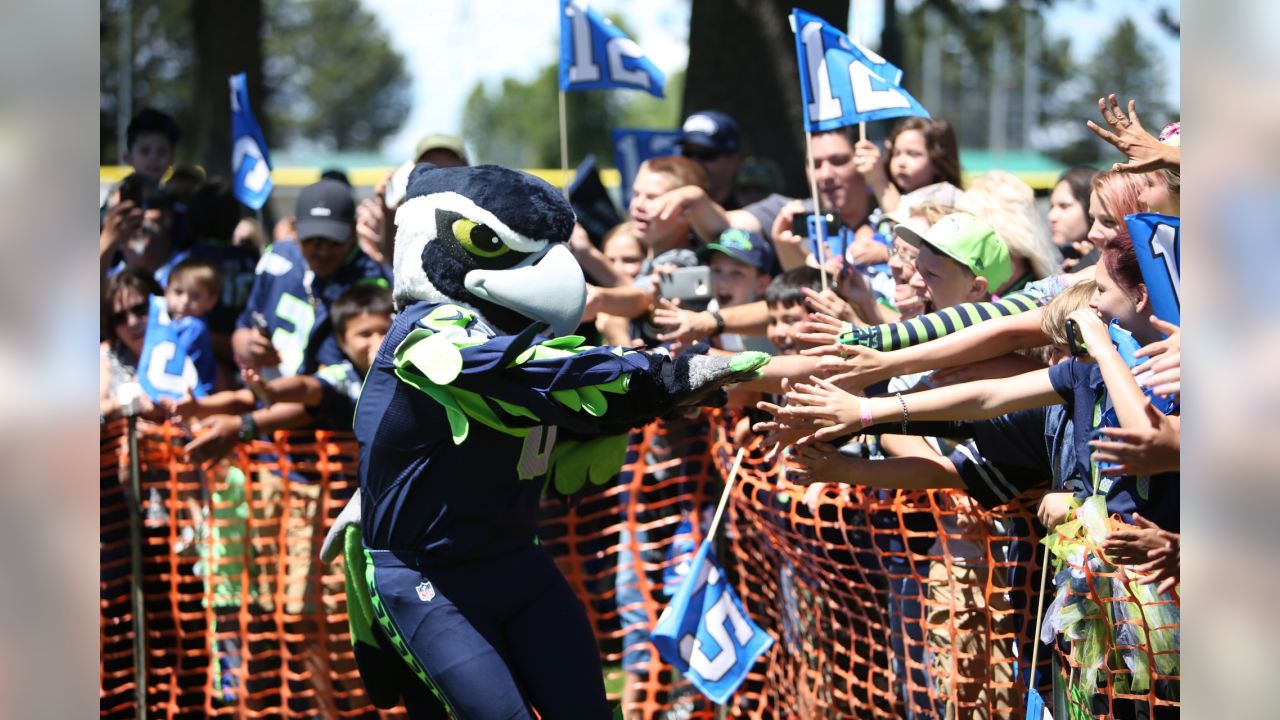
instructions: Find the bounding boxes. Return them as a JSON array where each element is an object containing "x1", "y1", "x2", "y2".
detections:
[
  {"x1": 235, "y1": 240, "x2": 389, "y2": 376},
  {"x1": 137, "y1": 296, "x2": 218, "y2": 401},
  {"x1": 1049, "y1": 359, "x2": 1179, "y2": 531},
  {"x1": 157, "y1": 243, "x2": 260, "y2": 335},
  {"x1": 355, "y1": 300, "x2": 677, "y2": 563},
  {"x1": 308, "y1": 360, "x2": 364, "y2": 430}
]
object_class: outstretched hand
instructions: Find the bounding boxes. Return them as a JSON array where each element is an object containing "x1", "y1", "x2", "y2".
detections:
[
  {"x1": 1103, "y1": 513, "x2": 1179, "y2": 594},
  {"x1": 1090, "y1": 399, "x2": 1179, "y2": 476},
  {"x1": 1133, "y1": 316, "x2": 1180, "y2": 399},
  {"x1": 652, "y1": 297, "x2": 714, "y2": 345},
  {"x1": 773, "y1": 375, "x2": 867, "y2": 443},
  {"x1": 796, "y1": 311, "x2": 847, "y2": 351},
  {"x1": 1085, "y1": 94, "x2": 1179, "y2": 173}
]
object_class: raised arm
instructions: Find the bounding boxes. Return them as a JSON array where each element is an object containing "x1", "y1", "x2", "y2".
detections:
[
  {"x1": 770, "y1": 368, "x2": 1061, "y2": 442},
  {"x1": 838, "y1": 290, "x2": 1045, "y2": 352},
  {"x1": 807, "y1": 306, "x2": 1052, "y2": 389},
  {"x1": 1068, "y1": 310, "x2": 1151, "y2": 431}
]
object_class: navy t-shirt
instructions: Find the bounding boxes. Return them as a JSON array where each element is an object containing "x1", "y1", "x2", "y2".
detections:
[
  {"x1": 235, "y1": 240, "x2": 389, "y2": 376},
  {"x1": 949, "y1": 405, "x2": 1081, "y2": 510},
  {"x1": 1048, "y1": 359, "x2": 1179, "y2": 531}
]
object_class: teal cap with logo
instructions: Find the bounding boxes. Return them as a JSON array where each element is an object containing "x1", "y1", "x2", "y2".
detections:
[{"x1": 705, "y1": 228, "x2": 775, "y2": 274}]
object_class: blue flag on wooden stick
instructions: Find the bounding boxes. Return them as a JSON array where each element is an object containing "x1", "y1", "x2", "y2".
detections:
[
  {"x1": 789, "y1": 8, "x2": 930, "y2": 132},
  {"x1": 651, "y1": 538, "x2": 773, "y2": 704},
  {"x1": 559, "y1": 0, "x2": 665, "y2": 97}
]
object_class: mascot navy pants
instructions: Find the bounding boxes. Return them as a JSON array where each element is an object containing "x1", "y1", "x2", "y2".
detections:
[{"x1": 366, "y1": 544, "x2": 611, "y2": 720}]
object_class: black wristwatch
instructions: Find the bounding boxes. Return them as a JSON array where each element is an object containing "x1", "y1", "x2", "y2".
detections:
[
  {"x1": 238, "y1": 412, "x2": 258, "y2": 442},
  {"x1": 708, "y1": 309, "x2": 726, "y2": 336}
]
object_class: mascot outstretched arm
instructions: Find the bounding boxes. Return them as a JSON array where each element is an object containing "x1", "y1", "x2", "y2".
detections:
[{"x1": 322, "y1": 164, "x2": 768, "y2": 720}]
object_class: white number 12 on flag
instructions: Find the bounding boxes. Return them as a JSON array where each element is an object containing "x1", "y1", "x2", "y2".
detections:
[
  {"x1": 565, "y1": 0, "x2": 652, "y2": 90},
  {"x1": 798, "y1": 21, "x2": 910, "y2": 120}
]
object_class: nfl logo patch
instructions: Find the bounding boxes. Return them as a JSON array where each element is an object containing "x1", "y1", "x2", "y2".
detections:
[{"x1": 415, "y1": 581, "x2": 436, "y2": 602}]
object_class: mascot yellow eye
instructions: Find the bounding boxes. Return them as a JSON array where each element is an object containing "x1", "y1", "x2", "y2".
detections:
[{"x1": 452, "y1": 218, "x2": 508, "y2": 258}]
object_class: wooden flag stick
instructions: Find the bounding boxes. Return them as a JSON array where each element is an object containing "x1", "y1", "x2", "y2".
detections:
[
  {"x1": 557, "y1": 90, "x2": 571, "y2": 197},
  {"x1": 704, "y1": 447, "x2": 746, "y2": 545},
  {"x1": 804, "y1": 131, "x2": 830, "y2": 292}
]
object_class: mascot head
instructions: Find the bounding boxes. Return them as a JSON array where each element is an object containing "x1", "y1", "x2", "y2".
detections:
[{"x1": 393, "y1": 164, "x2": 586, "y2": 336}]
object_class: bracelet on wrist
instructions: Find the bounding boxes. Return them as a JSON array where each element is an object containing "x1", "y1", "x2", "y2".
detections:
[
  {"x1": 895, "y1": 392, "x2": 909, "y2": 434},
  {"x1": 708, "y1": 309, "x2": 726, "y2": 336}
]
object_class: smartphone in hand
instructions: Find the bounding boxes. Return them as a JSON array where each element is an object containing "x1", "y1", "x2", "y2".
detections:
[{"x1": 657, "y1": 266, "x2": 712, "y2": 313}]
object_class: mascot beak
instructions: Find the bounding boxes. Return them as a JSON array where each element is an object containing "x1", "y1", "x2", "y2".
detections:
[{"x1": 463, "y1": 244, "x2": 586, "y2": 337}]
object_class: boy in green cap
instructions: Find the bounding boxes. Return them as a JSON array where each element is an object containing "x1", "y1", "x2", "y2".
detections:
[{"x1": 893, "y1": 211, "x2": 1012, "y2": 310}]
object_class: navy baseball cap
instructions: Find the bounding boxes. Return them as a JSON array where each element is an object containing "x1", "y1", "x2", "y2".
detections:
[
  {"x1": 677, "y1": 111, "x2": 740, "y2": 154},
  {"x1": 705, "y1": 228, "x2": 774, "y2": 273},
  {"x1": 295, "y1": 179, "x2": 356, "y2": 242}
]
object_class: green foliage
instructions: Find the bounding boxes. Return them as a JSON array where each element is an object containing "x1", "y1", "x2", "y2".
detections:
[
  {"x1": 99, "y1": 0, "x2": 411, "y2": 162},
  {"x1": 463, "y1": 65, "x2": 685, "y2": 169},
  {"x1": 897, "y1": 2, "x2": 1176, "y2": 165},
  {"x1": 264, "y1": 0, "x2": 410, "y2": 150},
  {"x1": 1056, "y1": 18, "x2": 1174, "y2": 166},
  {"x1": 100, "y1": 0, "x2": 195, "y2": 163}
]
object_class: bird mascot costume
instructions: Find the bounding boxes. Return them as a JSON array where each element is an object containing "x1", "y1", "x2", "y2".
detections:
[{"x1": 320, "y1": 163, "x2": 768, "y2": 719}]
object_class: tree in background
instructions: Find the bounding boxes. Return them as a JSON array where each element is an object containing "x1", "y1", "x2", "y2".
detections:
[
  {"x1": 462, "y1": 17, "x2": 685, "y2": 169},
  {"x1": 99, "y1": 0, "x2": 410, "y2": 166},
  {"x1": 1056, "y1": 17, "x2": 1175, "y2": 165},
  {"x1": 897, "y1": 1, "x2": 1176, "y2": 166},
  {"x1": 463, "y1": 67, "x2": 687, "y2": 169},
  {"x1": 683, "y1": 0, "x2": 850, "y2": 197},
  {"x1": 264, "y1": 0, "x2": 410, "y2": 151},
  {"x1": 100, "y1": 0, "x2": 196, "y2": 165}
]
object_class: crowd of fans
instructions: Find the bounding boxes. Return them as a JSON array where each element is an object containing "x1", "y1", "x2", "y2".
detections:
[{"x1": 100, "y1": 90, "x2": 1180, "y2": 717}]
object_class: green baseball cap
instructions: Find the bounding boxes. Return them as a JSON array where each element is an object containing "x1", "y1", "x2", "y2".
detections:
[{"x1": 893, "y1": 212, "x2": 1012, "y2": 290}]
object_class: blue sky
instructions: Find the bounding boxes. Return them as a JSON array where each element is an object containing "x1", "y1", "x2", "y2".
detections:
[{"x1": 365, "y1": 0, "x2": 1180, "y2": 162}]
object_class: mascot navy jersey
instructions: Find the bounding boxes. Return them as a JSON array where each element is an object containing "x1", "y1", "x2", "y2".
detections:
[
  {"x1": 235, "y1": 239, "x2": 388, "y2": 376},
  {"x1": 330, "y1": 163, "x2": 770, "y2": 719},
  {"x1": 355, "y1": 299, "x2": 667, "y2": 561},
  {"x1": 138, "y1": 295, "x2": 217, "y2": 401}
]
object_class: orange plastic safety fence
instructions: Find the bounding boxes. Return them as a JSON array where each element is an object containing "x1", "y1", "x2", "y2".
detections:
[
  {"x1": 538, "y1": 411, "x2": 721, "y2": 720},
  {"x1": 102, "y1": 414, "x2": 1179, "y2": 720},
  {"x1": 1044, "y1": 509, "x2": 1180, "y2": 719},
  {"x1": 707, "y1": 411, "x2": 1054, "y2": 720},
  {"x1": 100, "y1": 419, "x2": 404, "y2": 719}
]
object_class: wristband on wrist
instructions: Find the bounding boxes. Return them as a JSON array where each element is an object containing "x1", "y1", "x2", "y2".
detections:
[
  {"x1": 238, "y1": 412, "x2": 259, "y2": 442},
  {"x1": 708, "y1": 309, "x2": 725, "y2": 336},
  {"x1": 859, "y1": 399, "x2": 874, "y2": 430}
]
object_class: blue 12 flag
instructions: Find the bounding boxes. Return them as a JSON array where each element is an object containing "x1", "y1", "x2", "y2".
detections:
[
  {"x1": 1125, "y1": 213, "x2": 1180, "y2": 328},
  {"x1": 229, "y1": 72, "x2": 273, "y2": 210},
  {"x1": 790, "y1": 8, "x2": 930, "y2": 132},
  {"x1": 611, "y1": 128, "x2": 681, "y2": 204},
  {"x1": 559, "y1": 0, "x2": 665, "y2": 97},
  {"x1": 651, "y1": 539, "x2": 773, "y2": 704}
]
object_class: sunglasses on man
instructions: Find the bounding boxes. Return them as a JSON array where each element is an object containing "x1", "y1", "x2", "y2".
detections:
[
  {"x1": 681, "y1": 147, "x2": 724, "y2": 162},
  {"x1": 111, "y1": 301, "x2": 149, "y2": 325}
]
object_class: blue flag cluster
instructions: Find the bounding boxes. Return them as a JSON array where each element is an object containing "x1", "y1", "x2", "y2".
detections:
[
  {"x1": 611, "y1": 128, "x2": 681, "y2": 204},
  {"x1": 790, "y1": 8, "x2": 930, "y2": 132},
  {"x1": 651, "y1": 539, "x2": 773, "y2": 704},
  {"x1": 1125, "y1": 213, "x2": 1180, "y2": 328},
  {"x1": 559, "y1": 0, "x2": 665, "y2": 98},
  {"x1": 229, "y1": 72, "x2": 273, "y2": 210}
]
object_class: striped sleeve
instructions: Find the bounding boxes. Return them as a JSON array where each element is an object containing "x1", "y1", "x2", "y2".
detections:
[{"x1": 839, "y1": 289, "x2": 1044, "y2": 351}]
